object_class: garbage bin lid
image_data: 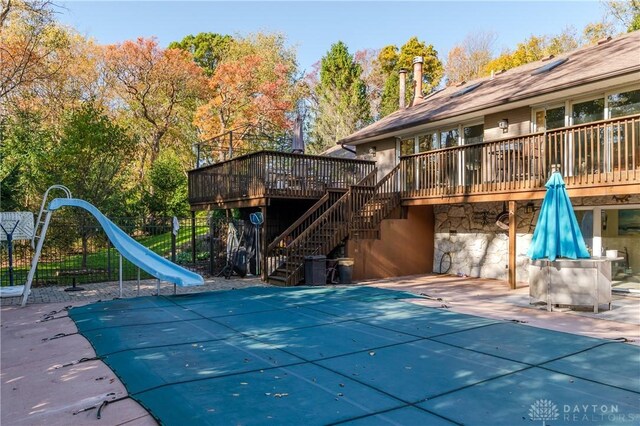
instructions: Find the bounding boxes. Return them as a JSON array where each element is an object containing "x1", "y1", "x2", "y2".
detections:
[
  {"x1": 305, "y1": 255, "x2": 327, "y2": 260},
  {"x1": 337, "y1": 258, "x2": 354, "y2": 266}
]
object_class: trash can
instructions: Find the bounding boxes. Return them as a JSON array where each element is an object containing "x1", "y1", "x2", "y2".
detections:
[
  {"x1": 336, "y1": 258, "x2": 354, "y2": 284},
  {"x1": 304, "y1": 255, "x2": 326, "y2": 286}
]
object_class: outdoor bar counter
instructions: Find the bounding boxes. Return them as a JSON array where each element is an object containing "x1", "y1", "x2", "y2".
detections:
[{"x1": 529, "y1": 257, "x2": 622, "y2": 313}]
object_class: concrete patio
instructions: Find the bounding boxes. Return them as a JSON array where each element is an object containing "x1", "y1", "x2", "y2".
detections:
[{"x1": 1, "y1": 275, "x2": 638, "y2": 425}]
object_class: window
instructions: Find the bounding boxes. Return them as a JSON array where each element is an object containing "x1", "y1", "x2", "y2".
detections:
[
  {"x1": 546, "y1": 107, "x2": 566, "y2": 129},
  {"x1": 440, "y1": 128, "x2": 460, "y2": 148},
  {"x1": 534, "y1": 106, "x2": 565, "y2": 132},
  {"x1": 418, "y1": 133, "x2": 437, "y2": 152},
  {"x1": 400, "y1": 138, "x2": 415, "y2": 156},
  {"x1": 463, "y1": 124, "x2": 483, "y2": 145},
  {"x1": 608, "y1": 89, "x2": 640, "y2": 118},
  {"x1": 572, "y1": 98, "x2": 604, "y2": 125}
]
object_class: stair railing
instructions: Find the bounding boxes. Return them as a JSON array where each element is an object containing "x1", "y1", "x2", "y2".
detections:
[
  {"x1": 265, "y1": 190, "x2": 343, "y2": 275},
  {"x1": 272, "y1": 169, "x2": 377, "y2": 285},
  {"x1": 350, "y1": 163, "x2": 403, "y2": 238}
]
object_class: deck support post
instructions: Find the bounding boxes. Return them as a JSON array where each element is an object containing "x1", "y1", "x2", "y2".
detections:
[
  {"x1": 261, "y1": 206, "x2": 267, "y2": 281},
  {"x1": 508, "y1": 200, "x2": 517, "y2": 289},
  {"x1": 119, "y1": 254, "x2": 123, "y2": 298}
]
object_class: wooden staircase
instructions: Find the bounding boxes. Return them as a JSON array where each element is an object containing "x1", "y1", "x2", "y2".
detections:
[{"x1": 266, "y1": 164, "x2": 403, "y2": 286}]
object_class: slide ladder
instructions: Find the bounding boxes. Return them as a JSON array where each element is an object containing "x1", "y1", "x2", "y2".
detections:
[{"x1": 21, "y1": 186, "x2": 73, "y2": 306}]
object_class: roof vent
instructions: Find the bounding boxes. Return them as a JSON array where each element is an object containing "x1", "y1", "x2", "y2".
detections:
[
  {"x1": 541, "y1": 54, "x2": 555, "y2": 62},
  {"x1": 450, "y1": 82, "x2": 482, "y2": 98},
  {"x1": 531, "y1": 58, "x2": 568, "y2": 76},
  {"x1": 597, "y1": 36, "x2": 612, "y2": 45},
  {"x1": 455, "y1": 80, "x2": 467, "y2": 87},
  {"x1": 495, "y1": 69, "x2": 507, "y2": 75}
]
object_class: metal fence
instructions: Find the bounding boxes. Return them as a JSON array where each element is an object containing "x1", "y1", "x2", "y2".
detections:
[{"x1": 0, "y1": 215, "x2": 264, "y2": 287}]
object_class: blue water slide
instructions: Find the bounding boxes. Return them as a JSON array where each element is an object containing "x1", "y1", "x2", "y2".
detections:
[{"x1": 48, "y1": 198, "x2": 204, "y2": 286}]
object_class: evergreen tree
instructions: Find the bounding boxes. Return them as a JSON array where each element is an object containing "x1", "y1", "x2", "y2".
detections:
[
  {"x1": 309, "y1": 41, "x2": 370, "y2": 153},
  {"x1": 378, "y1": 37, "x2": 443, "y2": 118}
]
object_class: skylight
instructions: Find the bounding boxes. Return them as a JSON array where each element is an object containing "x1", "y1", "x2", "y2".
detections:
[
  {"x1": 450, "y1": 82, "x2": 482, "y2": 98},
  {"x1": 531, "y1": 58, "x2": 568, "y2": 75}
]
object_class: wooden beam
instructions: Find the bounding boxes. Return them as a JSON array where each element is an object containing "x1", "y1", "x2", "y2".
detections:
[
  {"x1": 508, "y1": 200, "x2": 517, "y2": 290},
  {"x1": 401, "y1": 181, "x2": 640, "y2": 206}
]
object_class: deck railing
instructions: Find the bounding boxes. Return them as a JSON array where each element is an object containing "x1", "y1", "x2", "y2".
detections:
[
  {"x1": 188, "y1": 151, "x2": 375, "y2": 205},
  {"x1": 401, "y1": 114, "x2": 640, "y2": 198}
]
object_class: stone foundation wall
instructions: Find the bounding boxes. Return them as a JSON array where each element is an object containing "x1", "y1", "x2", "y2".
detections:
[{"x1": 433, "y1": 195, "x2": 640, "y2": 283}]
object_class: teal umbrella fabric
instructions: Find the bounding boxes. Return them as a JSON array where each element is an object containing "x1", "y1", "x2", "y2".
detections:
[{"x1": 528, "y1": 172, "x2": 590, "y2": 261}]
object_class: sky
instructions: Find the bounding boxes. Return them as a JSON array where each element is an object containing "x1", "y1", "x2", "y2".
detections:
[{"x1": 57, "y1": 1, "x2": 606, "y2": 72}]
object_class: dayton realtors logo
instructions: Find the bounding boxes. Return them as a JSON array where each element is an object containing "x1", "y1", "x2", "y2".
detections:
[
  {"x1": 529, "y1": 399, "x2": 560, "y2": 425},
  {"x1": 529, "y1": 399, "x2": 637, "y2": 424}
]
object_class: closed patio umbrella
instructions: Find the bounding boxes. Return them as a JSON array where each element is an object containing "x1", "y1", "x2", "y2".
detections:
[
  {"x1": 291, "y1": 116, "x2": 304, "y2": 154},
  {"x1": 528, "y1": 171, "x2": 590, "y2": 261}
]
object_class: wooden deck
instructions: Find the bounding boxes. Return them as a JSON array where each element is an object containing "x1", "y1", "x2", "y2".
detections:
[
  {"x1": 188, "y1": 151, "x2": 375, "y2": 209},
  {"x1": 400, "y1": 114, "x2": 640, "y2": 204},
  {"x1": 189, "y1": 115, "x2": 640, "y2": 209}
]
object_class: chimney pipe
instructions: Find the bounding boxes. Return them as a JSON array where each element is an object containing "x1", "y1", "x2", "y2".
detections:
[
  {"x1": 398, "y1": 68, "x2": 408, "y2": 109},
  {"x1": 412, "y1": 56, "x2": 423, "y2": 103}
]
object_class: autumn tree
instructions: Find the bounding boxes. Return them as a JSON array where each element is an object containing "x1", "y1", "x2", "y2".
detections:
[
  {"x1": 104, "y1": 37, "x2": 207, "y2": 175},
  {"x1": 445, "y1": 31, "x2": 496, "y2": 85},
  {"x1": 168, "y1": 32, "x2": 232, "y2": 76},
  {"x1": 605, "y1": 0, "x2": 640, "y2": 32},
  {"x1": 378, "y1": 37, "x2": 443, "y2": 117},
  {"x1": 307, "y1": 41, "x2": 370, "y2": 153},
  {"x1": 483, "y1": 28, "x2": 579, "y2": 74},
  {"x1": 0, "y1": 0, "x2": 68, "y2": 103},
  {"x1": 194, "y1": 33, "x2": 299, "y2": 156}
]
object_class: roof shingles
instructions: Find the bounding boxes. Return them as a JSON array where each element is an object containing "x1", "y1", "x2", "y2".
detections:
[{"x1": 339, "y1": 31, "x2": 640, "y2": 145}]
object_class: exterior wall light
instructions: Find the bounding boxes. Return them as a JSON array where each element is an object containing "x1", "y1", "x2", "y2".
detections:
[
  {"x1": 368, "y1": 146, "x2": 377, "y2": 157},
  {"x1": 525, "y1": 202, "x2": 535, "y2": 214},
  {"x1": 498, "y1": 119, "x2": 509, "y2": 132}
]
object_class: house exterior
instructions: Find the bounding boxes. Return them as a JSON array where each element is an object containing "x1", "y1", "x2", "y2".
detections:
[
  {"x1": 188, "y1": 31, "x2": 640, "y2": 289},
  {"x1": 339, "y1": 31, "x2": 640, "y2": 288}
]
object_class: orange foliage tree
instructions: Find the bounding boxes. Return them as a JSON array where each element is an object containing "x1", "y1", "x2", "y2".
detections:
[
  {"x1": 104, "y1": 37, "x2": 207, "y2": 172},
  {"x1": 194, "y1": 33, "x2": 299, "y2": 156}
]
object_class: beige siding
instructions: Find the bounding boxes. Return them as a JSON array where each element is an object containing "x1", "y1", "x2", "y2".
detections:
[
  {"x1": 484, "y1": 106, "x2": 531, "y2": 141},
  {"x1": 356, "y1": 137, "x2": 397, "y2": 181}
]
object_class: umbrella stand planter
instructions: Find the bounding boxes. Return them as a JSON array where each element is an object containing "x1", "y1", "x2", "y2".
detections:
[
  {"x1": 529, "y1": 257, "x2": 620, "y2": 313},
  {"x1": 527, "y1": 171, "x2": 614, "y2": 313}
]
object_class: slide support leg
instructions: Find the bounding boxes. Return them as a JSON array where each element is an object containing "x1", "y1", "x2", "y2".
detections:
[{"x1": 119, "y1": 254, "x2": 123, "y2": 298}]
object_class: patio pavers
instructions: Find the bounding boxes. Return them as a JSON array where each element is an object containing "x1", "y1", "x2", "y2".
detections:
[{"x1": 60, "y1": 286, "x2": 640, "y2": 425}]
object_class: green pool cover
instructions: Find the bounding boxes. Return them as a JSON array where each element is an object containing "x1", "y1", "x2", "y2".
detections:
[{"x1": 69, "y1": 286, "x2": 640, "y2": 425}]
